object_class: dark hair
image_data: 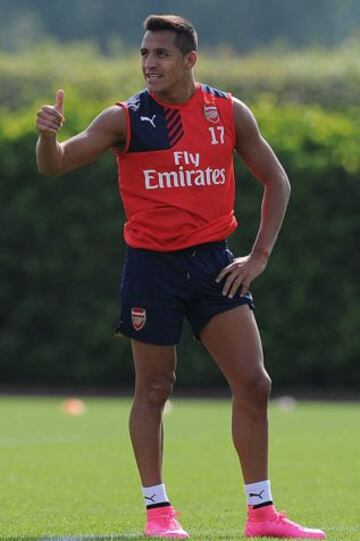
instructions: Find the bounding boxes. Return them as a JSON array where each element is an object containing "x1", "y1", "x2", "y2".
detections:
[{"x1": 143, "y1": 14, "x2": 198, "y2": 54}]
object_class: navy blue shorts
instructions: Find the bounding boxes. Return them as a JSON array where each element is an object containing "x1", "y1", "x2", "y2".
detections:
[{"x1": 115, "y1": 241, "x2": 254, "y2": 346}]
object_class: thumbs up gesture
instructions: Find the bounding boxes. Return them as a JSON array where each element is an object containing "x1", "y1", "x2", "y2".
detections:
[{"x1": 36, "y1": 89, "x2": 65, "y2": 137}]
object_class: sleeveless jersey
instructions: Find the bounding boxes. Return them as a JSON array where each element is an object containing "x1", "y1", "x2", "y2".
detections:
[{"x1": 114, "y1": 83, "x2": 238, "y2": 251}]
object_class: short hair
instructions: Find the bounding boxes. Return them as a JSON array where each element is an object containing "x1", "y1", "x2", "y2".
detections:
[{"x1": 143, "y1": 14, "x2": 198, "y2": 54}]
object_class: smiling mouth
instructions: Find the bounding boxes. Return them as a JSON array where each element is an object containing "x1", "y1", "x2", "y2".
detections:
[{"x1": 145, "y1": 74, "x2": 163, "y2": 81}]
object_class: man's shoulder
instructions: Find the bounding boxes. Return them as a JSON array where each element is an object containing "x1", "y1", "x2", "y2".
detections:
[
  {"x1": 232, "y1": 97, "x2": 255, "y2": 124},
  {"x1": 97, "y1": 104, "x2": 126, "y2": 129},
  {"x1": 86, "y1": 105, "x2": 126, "y2": 146}
]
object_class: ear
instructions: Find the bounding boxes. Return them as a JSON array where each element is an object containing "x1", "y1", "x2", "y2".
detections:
[{"x1": 184, "y1": 51, "x2": 198, "y2": 70}]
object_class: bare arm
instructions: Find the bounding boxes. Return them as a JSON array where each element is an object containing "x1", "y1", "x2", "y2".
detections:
[
  {"x1": 36, "y1": 90, "x2": 126, "y2": 176},
  {"x1": 217, "y1": 98, "x2": 291, "y2": 298},
  {"x1": 234, "y1": 98, "x2": 291, "y2": 258}
]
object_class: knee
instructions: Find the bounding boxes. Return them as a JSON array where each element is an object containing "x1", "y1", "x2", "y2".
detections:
[
  {"x1": 233, "y1": 371, "x2": 272, "y2": 408},
  {"x1": 141, "y1": 373, "x2": 176, "y2": 409},
  {"x1": 254, "y1": 373, "x2": 272, "y2": 404}
]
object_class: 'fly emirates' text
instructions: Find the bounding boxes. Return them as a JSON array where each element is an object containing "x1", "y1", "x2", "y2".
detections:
[{"x1": 143, "y1": 151, "x2": 226, "y2": 190}]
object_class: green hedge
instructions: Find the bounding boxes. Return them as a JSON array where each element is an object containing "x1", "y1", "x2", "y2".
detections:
[
  {"x1": 1, "y1": 41, "x2": 360, "y2": 111},
  {"x1": 1, "y1": 97, "x2": 359, "y2": 389}
]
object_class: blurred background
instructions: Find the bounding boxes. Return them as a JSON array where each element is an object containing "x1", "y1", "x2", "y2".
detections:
[{"x1": 0, "y1": 0, "x2": 359, "y2": 395}]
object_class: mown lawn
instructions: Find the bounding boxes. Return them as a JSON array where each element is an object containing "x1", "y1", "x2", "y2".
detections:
[{"x1": 0, "y1": 397, "x2": 359, "y2": 540}]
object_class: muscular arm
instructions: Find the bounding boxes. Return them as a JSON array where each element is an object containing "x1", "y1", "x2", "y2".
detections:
[
  {"x1": 234, "y1": 98, "x2": 291, "y2": 259},
  {"x1": 36, "y1": 91, "x2": 126, "y2": 176},
  {"x1": 217, "y1": 98, "x2": 291, "y2": 297}
]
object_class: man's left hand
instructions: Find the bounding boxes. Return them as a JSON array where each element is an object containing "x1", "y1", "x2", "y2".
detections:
[{"x1": 215, "y1": 252, "x2": 268, "y2": 298}]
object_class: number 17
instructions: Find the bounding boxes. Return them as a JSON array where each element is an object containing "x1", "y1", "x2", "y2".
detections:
[{"x1": 209, "y1": 126, "x2": 225, "y2": 145}]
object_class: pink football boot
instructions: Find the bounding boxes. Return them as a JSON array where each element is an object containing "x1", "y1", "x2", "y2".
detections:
[
  {"x1": 245, "y1": 505, "x2": 326, "y2": 539},
  {"x1": 144, "y1": 505, "x2": 189, "y2": 538}
]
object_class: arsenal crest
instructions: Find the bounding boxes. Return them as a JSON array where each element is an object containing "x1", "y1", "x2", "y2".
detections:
[
  {"x1": 203, "y1": 105, "x2": 219, "y2": 123},
  {"x1": 131, "y1": 307, "x2": 146, "y2": 331}
]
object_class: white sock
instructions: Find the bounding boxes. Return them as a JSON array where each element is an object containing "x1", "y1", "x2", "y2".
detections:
[
  {"x1": 142, "y1": 483, "x2": 170, "y2": 508},
  {"x1": 244, "y1": 480, "x2": 273, "y2": 507}
]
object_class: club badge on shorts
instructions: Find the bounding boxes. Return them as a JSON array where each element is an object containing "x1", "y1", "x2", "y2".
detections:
[
  {"x1": 203, "y1": 105, "x2": 219, "y2": 123},
  {"x1": 131, "y1": 307, "x2": 146, "y2": 331}
]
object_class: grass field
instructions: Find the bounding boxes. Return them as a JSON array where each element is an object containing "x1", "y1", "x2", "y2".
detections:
[{"x1": 0, "y1": 396, "x2": 359, "y2": 540}]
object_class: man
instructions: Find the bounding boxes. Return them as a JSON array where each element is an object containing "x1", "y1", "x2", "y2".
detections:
[{"x1": 36, "y1": 14, "x2": 326, "y2": 540}]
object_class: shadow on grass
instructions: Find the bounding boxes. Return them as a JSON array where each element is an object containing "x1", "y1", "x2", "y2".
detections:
[
  {"x1": 0, "y1": 530, "x2": 241, "y2": 541},
  {"x1": 3, "y1": 536, "x2": 145, "y2": 541},
  {"x1": 2, "y1": 534, "x2": 242, "y2": 541}
]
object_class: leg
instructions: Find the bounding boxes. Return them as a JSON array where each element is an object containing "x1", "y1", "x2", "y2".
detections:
[
  {"x1": 200, "y1": 305, "x2": 271, "y2": 483},
  {"x1": 129, "y1": 339, "x2": 177, "y2": 487},
  {"x1": 200, "y1": 306, "x2": 326, "y2": 539}
]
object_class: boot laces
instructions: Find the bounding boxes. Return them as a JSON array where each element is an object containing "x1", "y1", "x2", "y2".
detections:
[
  {"x1": 158, "y1": 509, "x2": 180, "y2": 529},
  {"x1": 275, "y1": 511, "x2": 288, "y2": 523}
]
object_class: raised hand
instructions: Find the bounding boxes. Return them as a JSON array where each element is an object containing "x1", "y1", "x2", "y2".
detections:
[{"x1": 36, "y1": 89, "x2": 65, "y2": 137}]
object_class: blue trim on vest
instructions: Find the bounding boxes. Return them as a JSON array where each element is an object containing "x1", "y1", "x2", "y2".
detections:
[{"x1": 201, "y1": 84, "x2": 228, "y2": 99}]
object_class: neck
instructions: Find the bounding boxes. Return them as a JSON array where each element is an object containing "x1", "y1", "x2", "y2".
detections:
[{"x1": 153, "y1": 78, "x2": 196, "y2": 105}]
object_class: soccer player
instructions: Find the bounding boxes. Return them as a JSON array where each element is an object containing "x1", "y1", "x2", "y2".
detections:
[{"x1": 36, "y1": 14, "x2": 326, "y2": 540}]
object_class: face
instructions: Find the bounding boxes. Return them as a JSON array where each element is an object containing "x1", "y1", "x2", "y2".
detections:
[{"x1": 140, "y1": 30, "x2": 196, "y2": 97}]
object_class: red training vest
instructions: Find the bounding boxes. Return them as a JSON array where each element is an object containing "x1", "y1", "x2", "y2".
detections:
[{"x1": 114, "y1": 83, "x2": 238, "y2": 251}]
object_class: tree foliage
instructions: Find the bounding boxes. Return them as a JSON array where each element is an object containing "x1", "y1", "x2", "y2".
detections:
[{"x1": 1, "y1": 41, "x2": 359, "y2": 113}]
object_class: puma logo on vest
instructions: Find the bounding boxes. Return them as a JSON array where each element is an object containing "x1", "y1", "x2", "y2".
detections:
[{"x1": 140, "y1": 115, "x2": 157, "y2": 128}]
